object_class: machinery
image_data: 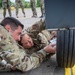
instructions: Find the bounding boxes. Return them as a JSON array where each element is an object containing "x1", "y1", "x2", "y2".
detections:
[{"x1": 45, "y1": 0, "x2": 75, "y2": 68}]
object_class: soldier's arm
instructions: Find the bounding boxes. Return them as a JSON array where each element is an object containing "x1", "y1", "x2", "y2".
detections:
[{"x1": 0, "y1": 44, "x2": 46, "y2": 72}]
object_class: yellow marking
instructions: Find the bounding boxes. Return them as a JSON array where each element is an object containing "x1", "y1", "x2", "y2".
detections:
[
  {"x1": 65, "y1": 65, "x2": 75, "y2": 75},
  {"x1": 72, "y1": 65, "x2": 75, "y2": 75},
  {"x1": 65, "y1": 68, "x2": 71, "y2": 75}
]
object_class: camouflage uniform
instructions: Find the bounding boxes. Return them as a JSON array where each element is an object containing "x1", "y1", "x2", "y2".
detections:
[
  {"x1": 30, "y1": 0, "x2": 37, "y2": 18},
  {"x1": 2, "y1": 0, "x2": 12, "y2": 18},
  {"x1": 0, "y1": 25, "x2": 47, "y2": 72},
  {"x1": 24, "y1": 19, "x2": 51, "y2": 55},
  {"x1": 15, "y1": 0, "x2": 25, "y2": 18},
  {"x1": 24, "y1": 31, "x2": 51, "y2": 55},
  {"x1": 40, "y1": 0, "x2": 45, "y2": 18}
]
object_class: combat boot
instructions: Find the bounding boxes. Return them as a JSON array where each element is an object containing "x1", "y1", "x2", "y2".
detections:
[
  {"x1": 32, "y1": 15, "x2": 37, "y2": 18},
  {"x1": 16, "y1": 15, "x2": 19, "y2": 18},
  {"x1": 39, "y1": 14, "x2": 45, "y2": 18}
]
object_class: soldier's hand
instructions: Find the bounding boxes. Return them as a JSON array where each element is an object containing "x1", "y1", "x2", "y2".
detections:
[{"x1": 44, "y1": 44, "x2": 56, "y2": 53}]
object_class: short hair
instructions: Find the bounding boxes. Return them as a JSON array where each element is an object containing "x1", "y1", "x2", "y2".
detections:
[{"x1": 0, "y1": 17, "x2": 24, "y2": 30}]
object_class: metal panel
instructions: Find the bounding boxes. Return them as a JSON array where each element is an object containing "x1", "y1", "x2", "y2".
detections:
[{"x1": 45, "y1": 0, "x2": 75, "y2": 29}]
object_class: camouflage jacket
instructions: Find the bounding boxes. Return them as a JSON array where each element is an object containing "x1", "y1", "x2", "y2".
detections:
[
  {"x1": 23, "y1": 19, "x2": 51, "y2": 54},
  {"x1": 24, "y1": 30, "x2": 51, "y2": 54},
  {"x1": 0, "y1": 25, "x2": 47, "y2": 72}
]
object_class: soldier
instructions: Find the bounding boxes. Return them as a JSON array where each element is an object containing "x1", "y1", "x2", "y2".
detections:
[
  {"x1": 19, "y1": 19, "x2": 55, "y2": 59},
  {"x1": 0, "y1": 17, "x2": 56, "y2": 72},
  {"x1": 15, "y1": 0, "x2": 25, "y2": 18},
  {"x1": 19, "y1": 31, "x2": 53, "y2": 54},
  {"x1": 39, "y1": 0, "x2": 45, "y2": 18},
  {"x1": 2, "y1": 0, "x2": 12, "y2": 18},
  {"x1": 30, "y1": 0, "x2": 37, "y2": 18}
]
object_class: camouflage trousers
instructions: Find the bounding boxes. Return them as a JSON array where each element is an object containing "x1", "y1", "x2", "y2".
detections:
[
  {"x1": 30, "y1": 0, "x2": 37, "y2": 17},
  {"x1": 2, "y1": 2, "x2": 11, "y2": 18},
  {"x1": 15, "y1": 1, "x2": 25, "y2": 17},
  {"x1": 40, "y1": 0, "x2": 45, "y2": 17}
]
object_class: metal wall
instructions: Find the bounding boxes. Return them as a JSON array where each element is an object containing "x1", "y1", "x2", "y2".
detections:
[{"x1": 45, "y1": 0, "x2": 75, "y2": 29}]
